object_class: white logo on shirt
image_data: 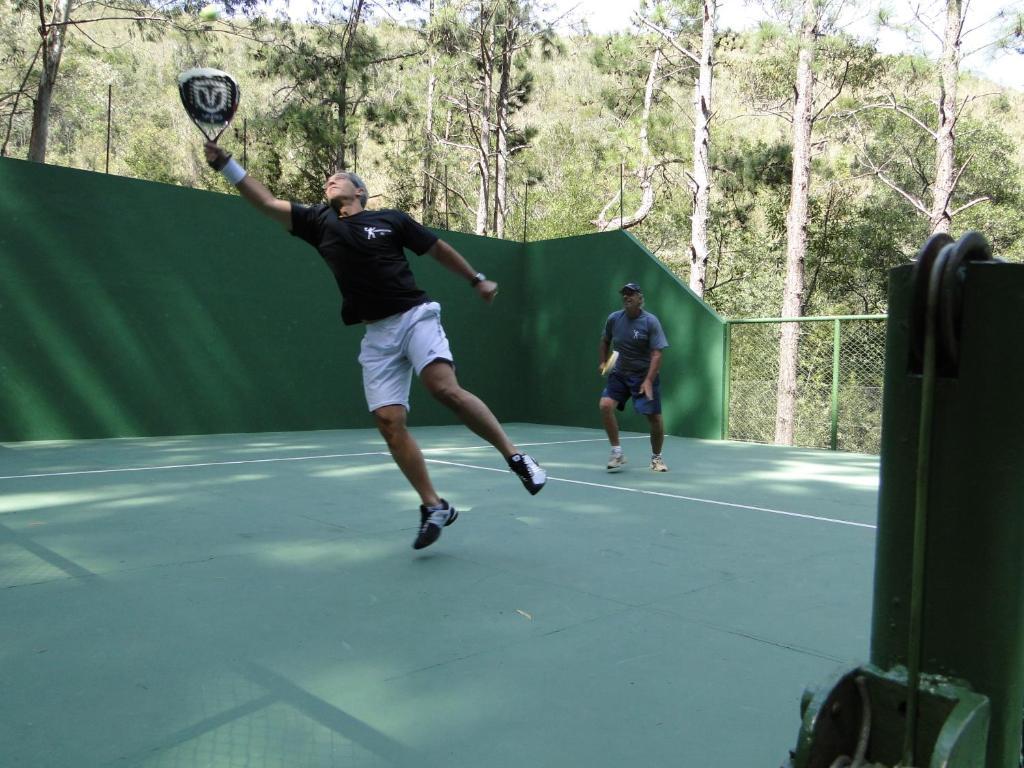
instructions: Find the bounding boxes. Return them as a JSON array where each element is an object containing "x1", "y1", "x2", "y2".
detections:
[{"x1": 364, "y1": 226, "x2": 392, "y2": 240}]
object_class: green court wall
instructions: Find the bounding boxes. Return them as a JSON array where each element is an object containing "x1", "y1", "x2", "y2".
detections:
[
  {"x1": 523, "y1": 231, "x2": 724, "y2": 439},
  {"x1": 0, "y1": 158, "x2": 724, "y2": 442}
]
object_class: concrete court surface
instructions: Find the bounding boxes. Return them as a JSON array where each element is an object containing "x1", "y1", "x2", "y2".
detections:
[{"x1": 0, "y1": 424, "x2": 879, "y2": 767}]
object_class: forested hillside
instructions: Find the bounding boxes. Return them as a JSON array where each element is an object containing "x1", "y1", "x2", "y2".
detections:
[{"x1": 3, "y1": 0, "x2": 1022, "y2": 321}]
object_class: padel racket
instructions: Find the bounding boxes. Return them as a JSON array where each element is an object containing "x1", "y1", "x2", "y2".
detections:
[
  {"x1": 601, "y1": 350, "x2": 619, "y2": 375},
  {"x1": 178, "y1": 68, "x2": 240, "y2": 141}
]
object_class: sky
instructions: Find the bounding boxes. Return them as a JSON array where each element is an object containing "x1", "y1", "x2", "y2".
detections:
[
  {"x1": 277, "y1": 0, "x2": 1023, "y2": 90},
  {"x1": 545, "y1": 0, "x2": 1023, "y2": 89}
]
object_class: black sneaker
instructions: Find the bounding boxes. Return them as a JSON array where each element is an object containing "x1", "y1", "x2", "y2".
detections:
[
  {"x1": 413, "y1": 499, "x2": 458, "y2": 550},
  {"x1": 508, "y1": 453, "x2": 547, "y2": 495}
]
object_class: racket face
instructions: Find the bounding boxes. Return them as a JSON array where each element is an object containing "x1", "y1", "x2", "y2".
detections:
[{"x1": 178, "y1": 68, "x2": 240, "y2": 141}]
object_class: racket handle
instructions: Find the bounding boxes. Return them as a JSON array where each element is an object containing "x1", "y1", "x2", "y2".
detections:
[{"x1": 206, "y1": 146, "x2": 231, "y2": 170}]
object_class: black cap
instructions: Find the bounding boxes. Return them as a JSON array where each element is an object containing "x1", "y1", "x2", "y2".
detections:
[{"x1": 620, "y1": 282, "x2": 642, "y2": 294}]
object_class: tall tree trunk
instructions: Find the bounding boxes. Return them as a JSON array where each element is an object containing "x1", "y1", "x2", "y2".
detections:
[
  {"x1": 3, "y1": 43, "x2": 42, "y2": 157},
  {"x1": 688, "y1": 0, "x2": 717, "y2": 297},
  {"x1": 335, "y1": 0, "x2": 366, "y2": 171},
  {"x1": 336, "y1": 80, "x2": 348, "y2": 170},
  {"x1": 775, "y1": 0, "x2": 816, "y2": 446},
  {"x1": 634, "y1": 47, "x2": 658, "y2": 217},
  {"x1": 929, "y1": 0, "x2": 962, "y2": 235},
  {"x1": 594, "y1": 47, "x2": 661, "y2": 230},
  {"x1": 493, "y1": 15, "x2": 516, "y2": 239},
  {"x1": 421, "y1": 0, "x2": 438, "y2": 223},
  {"x1": 28, "y1": 0, "x2": 73, "y2": 162},
  {"x1": 474, "y1": 5, "x2": 494, "y2": 236},
  {"x1": 494, "y1": 109, "x2": 508, "y2": 237}
]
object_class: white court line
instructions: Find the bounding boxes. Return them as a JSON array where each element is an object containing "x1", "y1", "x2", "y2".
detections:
[
  {"x1": 0, "y1": 452, "x2": 392, "y2": 480},
  {"x1": 425, "y1": 458, "x2": 877, "y2": 531},
  {"x1": 458, "y1": 436, "x2": 649, "y2": 450},
  {"x1": 0, "y1": 436, "x2": 646, "y2": 481},
  {"x1": 0, "y1": 437, "x2": 873, "y2": 531}
]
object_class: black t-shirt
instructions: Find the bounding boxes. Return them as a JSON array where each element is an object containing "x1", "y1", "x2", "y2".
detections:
[{"x1": 289, "y1": 205, "x2": 439, "y2": 325}]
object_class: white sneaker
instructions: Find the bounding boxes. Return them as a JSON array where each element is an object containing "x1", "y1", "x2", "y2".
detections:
[
  {"x1": 650, "y1": 456, "x2": 668, "y2": 472},
  {"x1": 607, "y1": 452, "x2": 627, "y2": 472},
  {"x1": 509, "y1": 453, "x2": 547, "y2": 495},
  {"x1": 413, "y1": 500, "x2": 458, "y2": 549}
]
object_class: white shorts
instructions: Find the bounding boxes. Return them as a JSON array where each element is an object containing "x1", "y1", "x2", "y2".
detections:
[{"x1": 358, "y1": 301, "x2": 454, "y2": 412}]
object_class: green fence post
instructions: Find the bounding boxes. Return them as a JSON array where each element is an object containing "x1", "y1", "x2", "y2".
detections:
[
  {"x1": 722, "y1": 322, "x2": 731, "y2": 440},
  {"x1": 830, "y1": 318, "x2": 840, "y2": 450},
  {"x1": 724, "y1": 315, "x2": 884, "y2": 451}
]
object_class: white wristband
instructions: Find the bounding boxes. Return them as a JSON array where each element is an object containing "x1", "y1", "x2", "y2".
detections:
[{"x1": 220, "y1": 158, "x2": 247, "y2": 185}]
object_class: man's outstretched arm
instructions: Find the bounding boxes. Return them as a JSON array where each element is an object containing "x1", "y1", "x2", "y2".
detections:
[
  {"x1": 428, "y1": 239, "x2": 499, "y2": 303},
  {"x1": 204, "y1": 141, "x2": 292, "y2": 229}
]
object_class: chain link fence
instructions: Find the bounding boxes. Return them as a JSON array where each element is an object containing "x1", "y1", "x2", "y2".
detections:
[{"x1": 725, "y1": 316, "x2": 888, "y2": 454}]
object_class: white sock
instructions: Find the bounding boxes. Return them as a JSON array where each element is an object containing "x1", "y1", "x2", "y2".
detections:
[{"x1": 611, "y1": 446, "x2": 623, "y2": 455}]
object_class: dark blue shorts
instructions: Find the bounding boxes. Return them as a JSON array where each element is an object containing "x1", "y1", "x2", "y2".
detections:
[{"x1": 602, "y1": 371, "x2": 661, "y2": 416}]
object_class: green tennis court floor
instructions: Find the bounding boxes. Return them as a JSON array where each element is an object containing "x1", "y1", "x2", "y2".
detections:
[{"x1": 0, "y1": 424, "x2": 879, "y2": 767}]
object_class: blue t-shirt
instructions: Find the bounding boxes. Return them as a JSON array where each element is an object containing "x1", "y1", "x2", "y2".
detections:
[
  {"x1": 603, "y1": 309, "x2": 669, "y2": 375},
  {"x1": 289, "y1": 205, "x2": 438, "y2": 325}
]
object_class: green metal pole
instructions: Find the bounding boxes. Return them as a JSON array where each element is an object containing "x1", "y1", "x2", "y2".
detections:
[
  {"x1": 523, "y1": 180, "x2": 528, "y2": 243},
  {"x1": 722, "y1": 322, "x2": 732, "y2": 440},
  {"x1": 830, "y1": 319, "x2": 840, "y2": 450},
  {"x1": 901, "y1": 254, "x2": 944, "y2": 767},
  {"x1": 619, "y1": 162, "x2": 624, "y2": 226}
]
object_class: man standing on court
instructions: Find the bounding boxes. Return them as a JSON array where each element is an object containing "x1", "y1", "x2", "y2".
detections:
[
  {"x1": 201, "y1": 141, "x2": 546, "y2": 550},
  {"x1": 598, "y1": 282, "x2": 669, "y2": 473}
]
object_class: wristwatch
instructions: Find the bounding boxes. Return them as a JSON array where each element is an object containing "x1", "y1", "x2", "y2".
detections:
[{"x1": 470, "y1": 272, "x2": 487, "y2": 286}]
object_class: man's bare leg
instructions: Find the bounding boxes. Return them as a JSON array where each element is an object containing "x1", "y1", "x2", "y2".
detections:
[
  {"x1": 420, "y1": 360, "x2": 546, "y2": 494},
  {"x1": 420, "y1": 361, "x2": 517, "y2": 457},
  {"x1": 599, "y1": 397, "x2": 621, "y2": 446},
  {"x1": 647, "y1": 413, "x2": 664, "y2": 455},
  {"x1": 373, "y1": 404, "x2": 441, "y2": 507}
]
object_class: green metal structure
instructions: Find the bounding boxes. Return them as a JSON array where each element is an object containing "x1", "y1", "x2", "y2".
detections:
[
  {"x1": 0, "y1": 157, "x2": 724, "y2": 442},
  {"x1": 788, "y1": 233, "x2": 1024, "y2": 767},
  {"x1": 791, "y1": 665, "x2": 990, "y2": 768}
]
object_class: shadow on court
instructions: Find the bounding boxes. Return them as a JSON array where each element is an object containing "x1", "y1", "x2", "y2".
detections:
[{"x1": 0, "y1": 425, "x2": 878, "y2": 767}]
